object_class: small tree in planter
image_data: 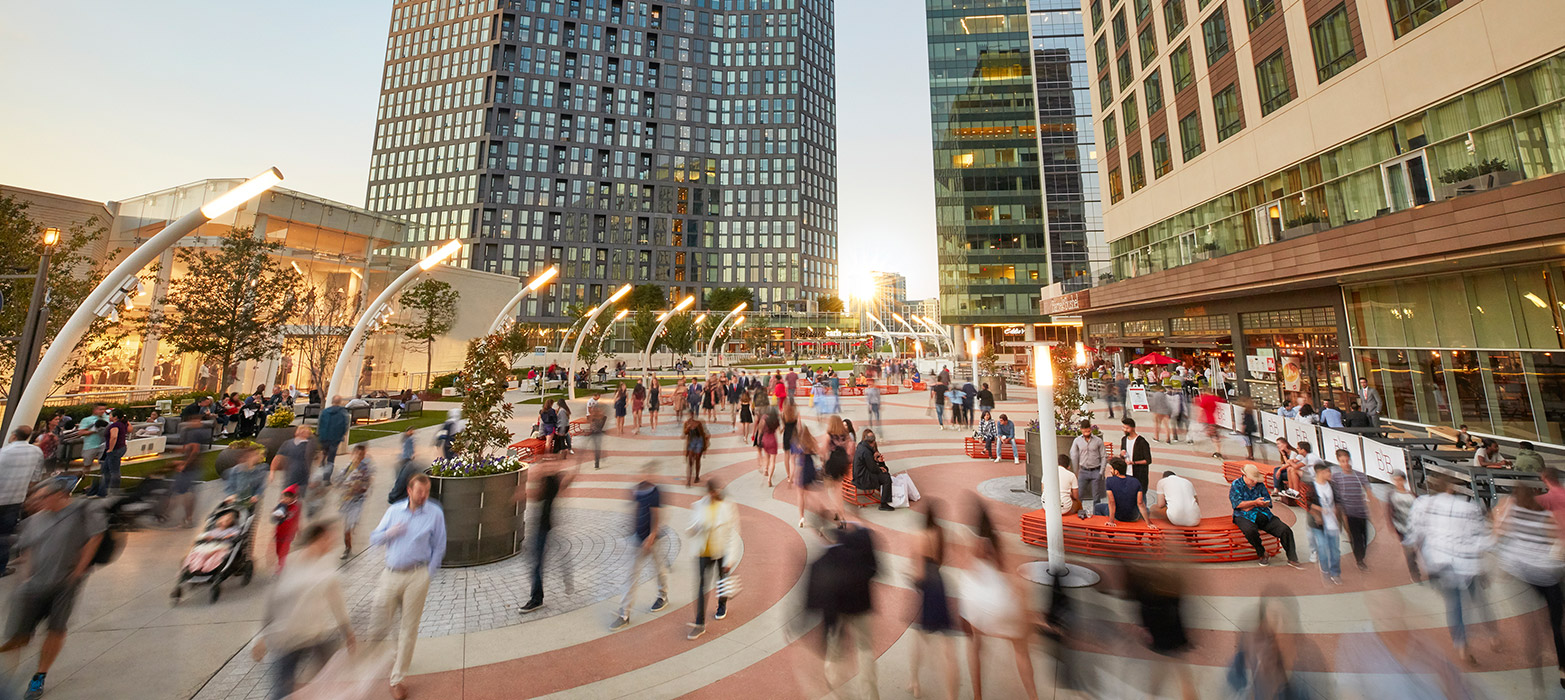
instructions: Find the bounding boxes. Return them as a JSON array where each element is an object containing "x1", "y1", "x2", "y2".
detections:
[
  {"x1": 448, "y1": 330, "x2": 519, "y2": 464},
  {"x1": 978, "y1": 345, "x2": 1009, "y2": 401}
]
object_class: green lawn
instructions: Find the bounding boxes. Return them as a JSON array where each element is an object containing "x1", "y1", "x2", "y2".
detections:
[
  {"x1": 738, "y1": 361, "x2": 855, "y2": 371},
  {"x1": 346, "y1": 410, "x2": 448, "y2": 442}
]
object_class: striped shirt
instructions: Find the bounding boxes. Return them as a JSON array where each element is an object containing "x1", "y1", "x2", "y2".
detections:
[
  {"x1": 1408, "y1": 493, "x2": 1488, "y2": 583},
  {"x1": 1330, "y1": 467, "x2": 1370, "y2": 518},
  {"x1": 1496, "y1": 504, "x2": 1564, "y2": 586}
]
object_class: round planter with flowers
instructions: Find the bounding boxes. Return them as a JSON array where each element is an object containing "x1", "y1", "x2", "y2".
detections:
[{"x1": 426, "y1": 454, "x2": 527, "y2": 567}]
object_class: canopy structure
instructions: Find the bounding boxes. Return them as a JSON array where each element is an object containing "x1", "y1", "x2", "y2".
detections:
[{"x1": 1129, "y1": 352, "x2": 1179, "y2": 365}]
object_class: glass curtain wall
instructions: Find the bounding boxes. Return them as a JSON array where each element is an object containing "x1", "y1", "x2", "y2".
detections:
[{"x1": 1347, "y1": 262, "x2": 1565, "y2": 443}]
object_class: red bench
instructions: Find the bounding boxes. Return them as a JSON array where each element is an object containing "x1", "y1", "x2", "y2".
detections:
[
  {"x1": 902, "y1": 380, "x2": 926, "y2": 391},
  {"x1": 1223, "y1": 459, "x2": 1310, "y2": 506},
  {"x1": 509, "y1": 437, "x2": 547, "y2": 459},
  {"x1": 963, "y1": 437, "x2": 1025, "y2": 460},
  {"x1": 837, "y1": 385, "x2": 901, "y2": 397},
  {"x1": 1019, "y1": 510, "x2": 1282, "y2": 563},
  {"x1": 841, "y1": 477, "x2": 880, "y2": 507}
]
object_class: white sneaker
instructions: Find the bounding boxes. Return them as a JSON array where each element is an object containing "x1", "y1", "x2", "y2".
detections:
[
  {"x1": 1309, "y1": 551, "x2": 1318, "y2": 563},
  {"x1": 992, "y1": 455, "x2": 999, "y2": 462}
]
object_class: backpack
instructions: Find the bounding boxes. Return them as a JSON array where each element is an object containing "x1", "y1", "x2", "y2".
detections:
[{"x1": 77, "y1": 502, "x2": 120, "y2": 566}]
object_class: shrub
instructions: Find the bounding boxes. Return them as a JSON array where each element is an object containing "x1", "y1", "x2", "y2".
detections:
[
  {"x1": 1285, "y1": 212, "x2": 1322, "y2": 228},
  {"x1": 1438, "y1": 158, "x2": 1509, "y2": 185},
  {"x1": 429, "y1": 372, "x2": 461, "y2": 390},
  {"x1": 266, "y1": 406, "x2": 295, "y2": 428}
]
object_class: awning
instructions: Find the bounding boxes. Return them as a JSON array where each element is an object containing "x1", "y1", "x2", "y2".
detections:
[{"x1": 1161, "y1": 334, "x2": 1232, "y2": 348}]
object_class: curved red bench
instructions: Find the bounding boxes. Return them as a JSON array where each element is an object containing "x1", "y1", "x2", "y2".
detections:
[
  {"x1": 509, "y1": 437, "x2": 547, "y2": 459},
  {"x1": 1019, "y1": 510, "x2": 1282, "y2": 563},
  {"x1": 902, "y1": 380, "x2": 926, "y2": 391},
  {"x1": 841, "y1": 477, "x2": 880, "y2": 507},
  {"x1": 1223, "y1": 459, "x2": 1310, "y2": 507},
  {"x1": 963, "y1": 437, "x2": 1025, "y2": 460}
]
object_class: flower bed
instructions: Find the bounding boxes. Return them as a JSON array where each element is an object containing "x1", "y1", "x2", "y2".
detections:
[{"x1": 429, "y1": 454, "x2": 527, "y2": 478}]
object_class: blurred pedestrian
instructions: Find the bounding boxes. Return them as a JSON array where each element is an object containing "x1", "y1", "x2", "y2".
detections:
[
  {"x1": 808, "y1": 521, "x2": 879, "y2": 699},
  {"x1": 907, "y1": 503, "x2": 957, "y2": 700},
  {"x1": 271, "y1": 425, "x2": 318, "y2": 508},
  {"x1": 252, "y1": 522, "x2": 355, "y2": 700},
  {"x1": 792, "y1": 423, "x2": 822, "y2": 529},
  {"x1": 519, "y1": 456, "x2": 575, "y2": 614},
  {"x1": 1306, "y1": 463, "x2": 1344, "y2": 585},
  {"x1": 316, "y1": 397, "x2": 350, "y2": 485},
  {"x1": 369, "y1": 473, "x2": 446, "y2": 700},
  {"x1": 1335, "y1": 589, "x2": 1471, "y2": 697},
  {"x1": 865, "y1": 383, "x2": 881, "y2": 433},
  {"x1": 686, "y1": 479, "x2": 740, "y2": 641},
  {"x1": 684, "y1": 417, "x2": 710, "y2": 487},
  {"x1": 611, "y1": 470, "x2": 668, "y2": 631},
  {"x1": 1408, "y1": 473, "x2": 1494, "y2": 663},
  {"x1": 0, "y1": 478, "x2": 106, "y2": 700},
  {"x1": 613, "y1": 384, "x2": 628, "y2": 434},
  {"x1": 272, "y1": 486, "x2": 301, "y2": 571},
  {"x1": 1226, "y1": 595, "x2": 1309, "y2": 700},
  {"x1": 961, "y1": 502, "x2": 1037, "y2": 700},
  {"x1": 756, "y1": 410, "x2": 780, "y2": 488},
  {"x1": 338, "y1": 445, "x2": 373, "y2": 560},
  {"x1": 1329, "y1": 449, "x2": 1375, "y2": 572},
  {"x1": 1493, "y1": 484, "x2": 1565, "y2": 685},
  {"x1": 1124, "y1": 560, "x2": 1195, "y2": 700},
  {"x1": 1387, "y1": 470, "x2": 1421, "y2": 582},
  {"x1": 0, "y1": 427, "x2": 45, "y2": 577},
  {"x1": 585, "y1": 395, "x2": 607, "y2": 470}
]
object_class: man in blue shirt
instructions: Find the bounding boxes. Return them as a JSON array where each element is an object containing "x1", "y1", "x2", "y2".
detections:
[
  {"x1": 611, "y1": 474, "x2": 668, "y2": 631},
  {"x1": 315, "y1": 396, "x2": 350, "y2": 484},
  {"x1": 370, "y1": 473, "x2": 446, "y2": 699},
  {"x1": 1230, "y1": 464, "x2": 1302, "y2": 567},
  {"x1": 1317, "y1": 399, "x2": 1344, "y2": 429}
]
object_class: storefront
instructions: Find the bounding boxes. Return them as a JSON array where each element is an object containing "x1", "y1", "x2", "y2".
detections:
[
  {"x1": 1239, "y1": 307, "x2": 1347, "y2": 408},
  {"x1": 1345, "y1": 261, "x2": 1565, "y2": 444}
]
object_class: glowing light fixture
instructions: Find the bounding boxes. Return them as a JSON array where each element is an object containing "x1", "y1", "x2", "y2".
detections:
[
  {"x1": 419, "y1": 239, "x2": 463, "y2": 270},
  {"x1": 200, "y1": 168, "x2": 284, "y2": 218},
  {"x1": 525, "y1": 265, "x2": 559, "y2": 291},
  {"x1": 1075, "y1": 341, "x2": 1087, "y2": 367}
]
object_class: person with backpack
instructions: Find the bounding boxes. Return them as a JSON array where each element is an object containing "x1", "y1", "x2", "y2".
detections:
[
  {"x1": 435, "y1": 409, "x2": 462, "y2": 461},
  {"x1": 0, "y1": 477, "x2": 109, "y2": 700}
]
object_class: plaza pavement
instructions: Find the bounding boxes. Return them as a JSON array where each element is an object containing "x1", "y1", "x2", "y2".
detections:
[{"x1": 6, "y1": 381, "x2": 1564, "y2": 699}]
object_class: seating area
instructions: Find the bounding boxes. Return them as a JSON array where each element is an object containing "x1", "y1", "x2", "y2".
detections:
[
  {"x1": 962, "y1": 436, "x2": 1025, "y2": 460},
  {"x1": 837, "y1": 385, "x2": 900, "y2": 397},
  {"x1": 1019, "y1": 510, "x2": 1282, "y2": 563},
  {"x1": 902, "y1": 380, "x2": 926, "y2": 390},
  {"x1": 1221, "y1": 460, "x2": 1275, "y2": 489},
  {"x1": 840, "y1": 477, "x2": 880, "y2": 507}
]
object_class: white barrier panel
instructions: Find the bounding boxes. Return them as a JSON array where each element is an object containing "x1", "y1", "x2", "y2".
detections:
[
  {"x1": 1128, "y1": 387, "x2": 1150, "y2": 412},
  {"x1": 1285, "y1": 418, "x2": 1318, "y2": 453},
  {"x1": 1231, "y1": 404, "x2": 1250, "y2": 434},
  {"x1": 1214, "y1": 401, "x2": 1234, "y2": 430},
  {"x1": 1261, "y1": 413, "x2": 1285, "y2": 442},
  {"x1": 1362, "y1": 440, "x2": 1406, "y2": 482},
  {"x1": 1318, "y1": 427, "x2": 1365, "y2": 475}
]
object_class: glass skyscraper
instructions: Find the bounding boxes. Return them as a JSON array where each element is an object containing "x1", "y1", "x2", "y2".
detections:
[
  {"x1": 925, "y1": 0, "x2": 1105, "y2": 326},
  {"x1": 366, "y1": 0, "x2": 837, "y2": 322}
]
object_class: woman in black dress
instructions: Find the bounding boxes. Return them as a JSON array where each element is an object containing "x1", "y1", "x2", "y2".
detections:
[{"x1": 909, "y1": 501, "x2": 957, "y2": 700}]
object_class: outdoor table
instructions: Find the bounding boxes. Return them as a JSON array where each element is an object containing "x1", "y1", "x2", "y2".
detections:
[
  {"x1": 1377, "y1": 437, "x2": 1448, "y2": 448},
  {"x1": 1333, "y1": 426, "x2": 1399, "y2": 438}
]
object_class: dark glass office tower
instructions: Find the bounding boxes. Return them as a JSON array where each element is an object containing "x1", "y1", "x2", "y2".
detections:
[
  {"x1": 1028, "y1": 0, "x2": 1104, "y2": 293},
  {"x1": 366, "y1": 0, "x2": 837, "y2": 322}
]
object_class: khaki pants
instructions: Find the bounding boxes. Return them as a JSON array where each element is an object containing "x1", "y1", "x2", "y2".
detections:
[
  {"x1": 824, "y1": 612, "x2": 879, "y2": 700},
  {"x1": 617, "y1": 536, "x2": 669, "y2": 618},
  {"x1": 373, "y1": 567, "x2": 430, "y2": 686}
]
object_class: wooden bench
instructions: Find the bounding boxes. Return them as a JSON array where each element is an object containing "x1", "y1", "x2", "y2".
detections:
[
  {"x1": 1019, "y1": 510, "x2": 1282, "y2": 563},
  {"x1": 841, "y1": 477, "x2": 880, "y2": 507},
  {"x1": 963, "y1": 436, "x2": 1025, "y2": 460},
  {"x1": 1224, "y1": 459, "x2": 1313, "y2": 506}
]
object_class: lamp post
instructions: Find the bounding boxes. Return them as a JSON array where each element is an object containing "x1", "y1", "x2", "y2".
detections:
[
  {"x1": 642, "y1": 295, "x2": 695, "y2": 372},
  {"x1": 567, "y1": 283, "x2": 632, "y2": 399},
  {"x1": 890, "y1": 312, "x2": 924, "y2": 359},
  {"x1": 968, "y1": 337, "x2": 982, "y2": 385},
  {"x1": 1016, "y1": 341, "x2": 1100, "y2": 587},
  {"x1": 702, "y1": 302, "x2": 747, "y2": 374},
  {"x1": 488, "y1": 265, "x2": 558, "y2": 334},
  {"x1": 0, "y1": 227, "x2": 61, "y2": 439},
  {"x1": 913, "y1": 315, "x2": 953, "y2": 357},
  {"x1": 8, "y1": 169, "x2": 284, "y2": 435},
  {"x1": 327, "y1": 239, "x2": 462, "y2": 400},
  {"x1": 865, "y1": 312, "x2": 893, "y2": 358}
]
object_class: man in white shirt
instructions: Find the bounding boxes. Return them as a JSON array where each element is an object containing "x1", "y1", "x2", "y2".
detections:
[
  {"x1": 1050, "y1": 454, "x2": 1080, "y2": 515},
  {"x1": 0, "y1": 427, "x2": 44, "y2": 576},
  {"x1": 1152, "y1": 470, "x2": 1200, "y2": 526}
]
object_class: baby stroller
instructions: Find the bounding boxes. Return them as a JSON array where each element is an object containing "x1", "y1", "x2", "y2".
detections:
[
  {"x1": 171, "y1": 501, "x2": 257, "y2": 604},
  {"x1": 107, "y1": 474, "x2": 172, "y2": 530}
]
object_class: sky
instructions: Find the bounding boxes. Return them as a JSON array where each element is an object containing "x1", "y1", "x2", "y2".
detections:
[{"x1": 0, "y1": 0, "x2": 939, "y2": 299}]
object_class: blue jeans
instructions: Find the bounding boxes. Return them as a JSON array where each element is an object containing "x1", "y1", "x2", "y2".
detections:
[
  {"x1": 982, "y1": 435, "x2": 996, "y2": 456},
  {"x1": 1310, "y1": 528, "x2": 1341, "y2": 579},
  {"x1": 934, "y1": 404, "x2": 945, "y2": 426},
  {"x1": 91, "y1": 447, "x2": 125, "y2": 496},
  {"x1": 0, "y1": 503, "x2": 21, "y2": 572},
  {"x1": 268, "y1": 639, "x2": 338, "y2": 700},
  {"x1": 1437, "y1": 575, "x2": 1490, "y2": 648},
  {"x1": 528, "y1": 526, "x2": 550, "y2": 605}
]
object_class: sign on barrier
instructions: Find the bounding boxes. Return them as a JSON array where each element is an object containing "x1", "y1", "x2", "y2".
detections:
[
  {"x1": 1362, "y1": 440, "x2": 1406, "y2": 482},
  {"x1": 1230, "y1": 404, "x2": 1250, "y2": 434},
  {"x1": 1213, "y1": 402, "x2": 1234, "y2": 430},
  {"x1": 1318, "y1": 427, "x2": 1365, "y2": 474},
  {"x1": 1128, "y1": 387, "x2": 1150, "y2": 412},
  {"x1": 1260, "y1": 413, "x2": 1285, "y2": 442},
  {"x1": 1285, "y1": 418, "x2": 1318, "y2": 453}
]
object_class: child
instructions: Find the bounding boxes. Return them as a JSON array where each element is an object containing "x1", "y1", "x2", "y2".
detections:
[
  {"x1": 272, "y1": 485, "x2": 301, "y2": 571},
  {"x1": 338, "y1": 445, "x2": 373, "y2": 560},
  {"x1": 182, "y1": 511, "x2": 243, "y2": 574}
]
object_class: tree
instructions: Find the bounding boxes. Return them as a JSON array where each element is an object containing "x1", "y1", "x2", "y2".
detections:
[
  {"x1": 290, "y1": 285, "x2": 360, "y2": 393},
  {"x1": 0, "y1": 196, "x2": 122, "y2": 398},
  {"x1": 451, "y1": 328, "x2": 520, "y2": 460},
  {"x1": 152, "y1": 227, "x2": 301, "y2": 392},
  {"x1": 662, "y1": 311, "x2": 701, "y2": 359},
  {"x1": 626, "y1": 284, "x2": 666, "y2": 311},
  {"x1": 574, "y1": 314, "x2": 617, "y2": 373},
  {"x1": 705, "y1": 287, "x2": 754, "y2": 313},
  {"x1": 389, "y1": 278, "x2": 460, "y2": 390},
  {"x1": 628, "y1": 309, "x2": 661, "y2": 359},
  {"x1": 819, "y1": 295, "x2": 845, "y2": 313}
]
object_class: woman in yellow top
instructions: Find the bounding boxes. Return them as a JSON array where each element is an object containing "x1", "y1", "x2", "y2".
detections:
[{"x1": 686, "y1": 479, "x2": 742, "y2": 640}]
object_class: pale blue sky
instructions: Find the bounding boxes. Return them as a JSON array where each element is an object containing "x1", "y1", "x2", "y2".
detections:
[{"x1": 0, "y1": 0, "x2": 939, "y2": 298}]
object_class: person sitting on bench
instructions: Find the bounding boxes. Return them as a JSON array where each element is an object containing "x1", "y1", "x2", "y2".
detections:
[
  {"x1": 853, "y1": 430, "x2": 894, "y2": 512},
  {"x1": 1093, "y1": 458, "x2": 1146, "y2": 523},
  {"x1": 1150, "y1": 470, "x2": 1200, "y2": 527},
  {"x1": 1230, "y1": 464, "x2": 1303, "y2": 568}
]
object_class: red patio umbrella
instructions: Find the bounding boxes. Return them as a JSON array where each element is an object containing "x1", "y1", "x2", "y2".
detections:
[{"x1": 1129, "y1": 352, "x2": 1178, "y2": 365}]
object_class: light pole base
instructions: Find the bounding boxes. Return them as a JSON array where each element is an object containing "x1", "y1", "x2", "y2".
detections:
[{"x1": 1018, "y1": 561, "x2": 1100, "y2": 588}]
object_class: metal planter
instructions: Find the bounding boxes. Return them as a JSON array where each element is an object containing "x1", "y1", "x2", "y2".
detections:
[{"x1": 427, "y1": 467, "x2": 528, "y2": 567}]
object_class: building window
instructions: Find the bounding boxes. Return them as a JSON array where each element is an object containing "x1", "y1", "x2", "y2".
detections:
[
  {"x1": 1117, "y1": 53, "x2": 1134, "y2": 89},
  {"x1": 1310, "y1": 4, "x2": 1358, "y2": 82},
  {"x1": 1095, "y1": 35, "x2": 1110, "y2": 72},
  {"x1": 1202, "y1": 11, "x2": 1230, "y2": 65},
  {"x1": 1143, "y1": 71, "x2": 1166, "y2": 117},
  {"x1": 1099, "y1": 73, "x2": 1114, "y2": 108},
  {"x1": 1388, "y1": 0, "x2": 1450, "y2": 38},
  {"x1": 1104, "y1": 112, "x2": 1119, "y2": 149},
  {"x1": 1151, "y1": 134, "x2": 1173, "y2": 177},
  {"x1": 1214, "y1": 84, "x2": 1243, "y2": 140},
  {"x1": 1179, "y1": 111, "x2": 1204, "y2": 160},
  {"x1": 1170, "y1": 41, "x2": 1195, "y2": 91},
  {"x1": 1109, "y1": 168, "x2": 1125, "y2": 203},
  {"x1": 1164, "y1": 0, "x2": 1187, "y2": 37},
  {"x1": 1256, "y1": 50, "x2": 1292, "y2": 116},
  {"x1": 1128, "y1": 152, "x2": 1147, "y2": 192},
  {"x1": 1244, "y1": 0, "x2": 1277, "y2": 31},
  {"x1": 1122, "y1": 94, "x2": 1140, "y2": 133},
  {"x1": 1091, "y1": 0, "x2": 1104, "y2": 31},
  {"x1": 1198, "y1": 0, "x2": 1214, "y2": 7},
  {"x1": 1135, "y1": 0, "x2": 1153, "y2": 22},
  {"x1": 1138, "y1": 24, "x2": 1158, "y2": 68},
  {"x1": 1113, "y1": 10, "x2": 1129, "y2": 49}
]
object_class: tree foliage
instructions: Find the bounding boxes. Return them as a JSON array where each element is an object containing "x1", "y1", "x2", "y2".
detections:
[
  {"x1": 625, "y1": 284, "x2": 666, "y2": 311},
  {"x1": 662, "y1": 311, "x2": 701, "y2": 358},
  {"x1": 451, "y1": 328, "x2": 519, "y2": 460},
  {"x1": 0, "y1": 196, "x2": 121, "y2": 398},
  {"x1": 290, "y1": 285, "x2": 360, "y2": 393},
  {"x1": 574, "y1": 313, "x2": 618, "y2": 372},
  {"x1": 705, "y1": 287, "x2": 753, "y2": 313},
  {"x1": 628, "y1": 309, "x2": 660, "y2": 357},
  {"x1": 152, "y1": 228, "x2": 300, "y2": 392},
  {"x1": 818, "y1": 295, "x2": 845, "y2": 313},
  {"x1": 389, "y1": 278, "x2": 460, "y2": 389}
]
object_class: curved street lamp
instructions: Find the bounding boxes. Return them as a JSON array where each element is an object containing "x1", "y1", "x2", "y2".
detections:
[
  {"x1": 488, "y1": 265, "x2": 558, "y2": 334},
  {"x1": 913, "y1": 315, "x2": 955, "y2": 356},
  {"x1": 702, "y1": 302, "x2": 747, "y2": 374},
  {"x1": 641, "y1": 295, "x2": 695, "y2": 372},
  {"x1": 890, "y1": 312, "x2": 926, "y2": 359},
  {"x1": 328, "y1": 239, "x2": 463, "y2": 399},
  {"x1": 8, "y1": 169, "x2": 284, "y2": 435},
  {"x1": 567, "y1": 283, "x2": 632, "y2": 399}
]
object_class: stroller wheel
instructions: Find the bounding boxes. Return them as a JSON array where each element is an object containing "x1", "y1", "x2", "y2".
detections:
[{"x1": 209, "y1": 583, "x2": 221, "y2": 604}]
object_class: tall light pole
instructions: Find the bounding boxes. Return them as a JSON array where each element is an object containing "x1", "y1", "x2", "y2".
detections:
[
  {"x1": 8, "y1": 169, "x2": 284, "y2": 435},
  {"x1": 865, "y1": 312, "x2": 893, "y2": 358},
  {"x1": 703, "y1": 302, "x2": 747, "y2": 374},
  {"x1": 488, "y1": 265, "x2": 558, "y2": 334},
  {"x1": 642, "y1": 295, "x2": 695, "y2": 372},
  {"x1": 0, "y1": 227, "x2": 60, "y2": 439},
  {"x1": 890, "y1": 312, "x2": 924, "y2": 359},
  {"x1": 913, "y1": 315, "x2": 953, "y2": 356},
  {"x1": 567, "y1": 283, "x2": 632, "y2": 399},
  {"x1": 328, "y1": 239, "x2": 462, "y2": 400},
  {"x1": 968, "y1": 336, "x2": 982, "y2": 385},
  {"x1": 1016, "y1": 341, "x2": 1099, "y2": 587}
]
